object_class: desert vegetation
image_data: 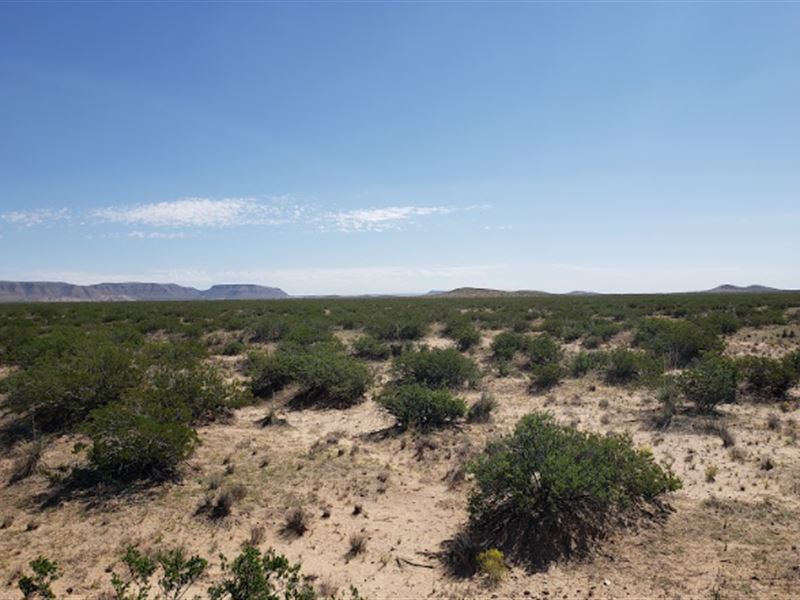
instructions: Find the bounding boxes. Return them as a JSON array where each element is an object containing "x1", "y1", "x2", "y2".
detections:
[{"x1": 1, "y1": 292, "x2": 800, "y2": 598}]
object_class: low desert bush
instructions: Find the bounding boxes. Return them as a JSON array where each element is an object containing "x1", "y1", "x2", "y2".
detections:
[
  {"x1": 466, "y1": 412, "x2": 680, "y2": 566},
  {"x1": 347, "y1": 532, "x2": 368, "y2": 557},
  {"x1": 530, "y1": 363, "x2": 562, "y2": 391},
  {"x1": 351, "y1": 335, "x2": 391, "y2": 361},
  {"x1": 738, "y1": 356, "x2": 797, "y2": 400},
  {"x1": 444, "y1": 318, "x2": 481, "y2": 351},
  {"x1": 634, "y1": 318, "x2": 722, "y2": 368},
  {"x1": 490, "y1": 332, "x2": 530, "y2": 363},
  {"x1": 7, "y1": 343, "x2": 140, "y2": 432},
  {"x1": 293, "y1": 349, "x2": 372, "y2": 407},
  {"x1": 139, "y1": 363, "x2": 252, "y2": 424},
  {"x1": 678, "y1": 356, "x2": 738, "y2": 413},
  {"x1": 392, "y1": 348, "x2": 479, "y2": 389},
  {"x1": 249, "y1": 349, "x2": 298, "y2": 397},
  {"x1": 527, "y1": 334, "x2": 562, "y2": 367},
  {"x1": 603, "y1": 348, "x2": 642, "y2": 385},
  {"x1": 84, "y1": 396, "x2": 198, "y2": 481},
  {"x1": 378, "y1": 384, "x2": 466, "y2": 431}
]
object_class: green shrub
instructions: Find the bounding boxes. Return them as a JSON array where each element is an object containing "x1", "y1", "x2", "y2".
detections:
[
  {"x1": 444, "y1": 318, "x2": 481, "y2": 351},
  {"x1": 249, "y1": 350, "x2": 299, "y2": 397},
  {"x1": 7, "y1": 343, "x2": 140, "y2": 432},
  {"x1": 248, "y1": 318, "x2": 288, "y2": 342},
  {"x1": 634, "y1": 318, "x2": 722, "y2": 368},
  {"x1": 530, "y1": 363, "x2": 562, "y2": 390},
  {"x1": 207, "y1": 545, "x2": 316, "y2": 600},
  {"x1": 603, "y1": 349, "x2": 641, "y2": 385},
  {"x1": 111, "y1": 545, "x2": 207, "y2": 600},
  {"x1": 84, "y1": 396, "x2": 198, "y2": 481},
  {"x1": 784, "y1": 351, "x2": 800, "y2": 376},
  {"x1": 738, "y1": 356, "x2": 797, "y2": 400},
  {"x1": 393, "y1": 348, "x2": 479, "y2": 389},
  {"x1": 569, "y1": 351, "x2": 607, "y2": 378},
  {"x1": 220, "y1": 340, "x2": 246, "y2": 356},
  {"x1": 293, "y1": 348, "x2": 372, "y2": 407},
  {"x1": 351, "y1": 335, "x2": 391, "y2": 361},
  {"x1": 467, "y1": 413, "x2": 680, "y2": 565},
  {"x1": 378, "y1": 384, "x2": 466, "y2": 431},
  {"x1": 490, "y1": 332, "x2": 529, "y2": 362},
  {"x1": 527, "y1": 334, "x2": 562, "y2": 367},
  {"x1": 18, "y1": 556, "x2": 60, "y2": 599},
  {"x1": 367, "y1": 316, "x2": 428, "y2": 341},
  {"x1": 140, "y1": 363, "x2": 252, "y2": 424},
  {"x1": 679, "y1": 356, "x2": 738, "y2": 413}
]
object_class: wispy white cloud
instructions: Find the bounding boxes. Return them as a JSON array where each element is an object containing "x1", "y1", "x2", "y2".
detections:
[
  {"x1": 6, "y1": 197, "x2": 490, "y2": 236},
  {"x1": 91, "y1": 197, "x2": 288, "y2": 228},
  {"x1": 321, "y1": 206, "x2": 454, "y2": 232},
  {"x1": 1, "y1": 208, "x2": 70, "y2": 228}
]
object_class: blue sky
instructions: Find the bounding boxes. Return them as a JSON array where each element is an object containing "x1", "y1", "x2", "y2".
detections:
[{"x1": 1, "y1": 2, "x2": 798, "y2": 295}]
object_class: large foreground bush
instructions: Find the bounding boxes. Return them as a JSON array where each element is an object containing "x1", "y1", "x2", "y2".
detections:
[
  {"x1": 392, "y1": 348, "x2": 479, "y2": 389},
  {"x1": 84, "y1": 396, "x2": 198, "y2": 480},
  {"x1": 7, "y1": 343, "x2": 140, "y2": 432},
  {"x1": 378, "y1": 384, "x2": 466, "y2": 431},
  {"x1": 463, "y1": 413, "x2": 680, "y2": 567}
]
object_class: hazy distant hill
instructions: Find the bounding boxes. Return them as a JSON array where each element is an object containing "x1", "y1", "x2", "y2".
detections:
[
  {"x1": 428, "y1": 287, "x2": 551, "y2": 298},
  {"x1": 703, "y1": 284, "x2": 785, "y2": 294},
  {"x1": 0, "y1": 281, "x2": 288, "y2": 302}
]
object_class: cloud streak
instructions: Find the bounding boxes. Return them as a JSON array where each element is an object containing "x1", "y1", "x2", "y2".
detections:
[
  {"x1": 1, "y1": 208, "x2": 70, "y2": 228},
  {"x1": 6, "y1": 197, "x2": 488, "y2": 235}
]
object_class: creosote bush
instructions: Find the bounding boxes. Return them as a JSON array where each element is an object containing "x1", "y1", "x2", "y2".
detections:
[
  {"x1": 84, "y1": 396, "x2": 198, "y2": 481},
  {"x1": 679, "y1": 356, "x2": 738, "y2": 413},
  {"x1": 378, "y1": 384, "x2": 466, "y2": 431},
  {"x1": 392, "y1": 348, "x2": 479, "y2": 389},
  {"x1": 490, "y1": 332, "x2": 530, "y2": 363},
  {"x1": 351, "y1": 335, "x2": 391, "y2": 361},
  {"x1": 250, "y1": 345, "x2": 371, "y2": 407},
  {"x1": 530, "y1": 363, "x2": 562, "y2": 391},
  {"x1": 634, "y1": 318, "x2": 722, "y2": 368},
  {"x1": 527, "y1": 334, "x2": 562, "y2": 367},
  {"x1": 737, "y1": 355, "x2": 798, "y2": 401},
  {"x1": 7, "y1": 343, "x2": 140, "y2": 432},
  {"x1": 463, "y1": 412, "x2": 680, "y2": 567}
]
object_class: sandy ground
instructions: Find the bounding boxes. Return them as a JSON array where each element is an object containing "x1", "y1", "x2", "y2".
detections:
[{"x1": 1, "y1": 328, "x2": 799, "y2": 599}]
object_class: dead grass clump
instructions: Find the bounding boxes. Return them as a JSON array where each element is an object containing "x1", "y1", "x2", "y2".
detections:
[
  {"x1": 282, "y1": 507, "x2": 310, "y2": 537},
  {"x1": 700, "y1": 420, "x2": 736, "y2": 448},
  {"x1": 8, "y1": 439, "x2": 44, "y2": 484},
  {"x1": 347, "y1": 532, "x2": 368, "y2": 558},
  {"x1": 249, "y1": 524, "x2": 266, "y2": 546},
  {"x1": 767, "y1": 413, "x2": 781, "y2": 431},
  {"x1": 198, "y1": 483, "x2": 247, "y2": 519},
  {"x1": 1, "y1": 515, "x2": 13, "y2": 529},
  {"x1": 760, "y1": 456, "x2": 776, "y2": 471},
  {"x1": 467, "y1": 393, "x2": 497, "y2": 423}
]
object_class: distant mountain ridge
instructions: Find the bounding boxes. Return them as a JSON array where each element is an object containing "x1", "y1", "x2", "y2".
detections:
[
  {"x1": 0, "y1": 281, "x2": 288, "y2": 302},
  {"x1": 428, "y1": 287, "x2": 551, "y2": 298}
]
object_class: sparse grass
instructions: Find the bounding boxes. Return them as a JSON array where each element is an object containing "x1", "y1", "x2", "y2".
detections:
[{"x1": 8, "y1": 438, "x2": 44, "y2": 484}]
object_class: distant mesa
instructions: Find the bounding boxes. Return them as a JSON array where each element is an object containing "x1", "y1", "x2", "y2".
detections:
[{"x1": 0, "y1": 281, "x2": 288, "y2": 303}]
